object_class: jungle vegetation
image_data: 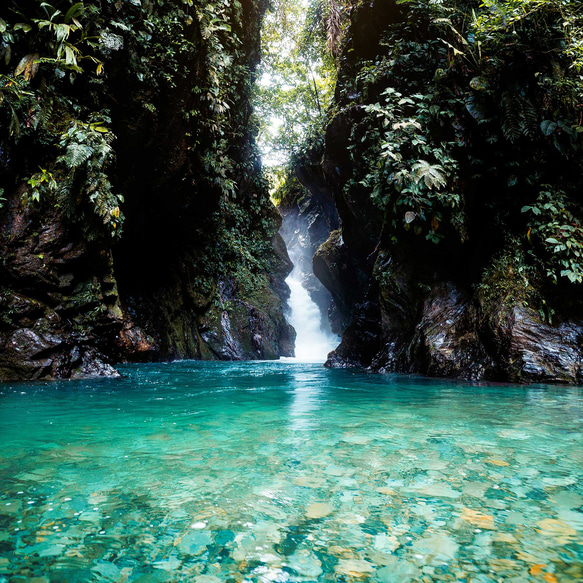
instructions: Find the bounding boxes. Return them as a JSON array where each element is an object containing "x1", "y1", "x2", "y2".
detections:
[
  {"x1": 259, "y1": 0, "x2": 583, "y2": 295},
  {"x1": 1, "y1": 0, "x2": 583, "y2": 289}
]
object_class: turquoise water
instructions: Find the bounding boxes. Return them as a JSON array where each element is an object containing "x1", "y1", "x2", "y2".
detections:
[{"x1": 1, "y1": 362, "x2": 582, "y2": 582}]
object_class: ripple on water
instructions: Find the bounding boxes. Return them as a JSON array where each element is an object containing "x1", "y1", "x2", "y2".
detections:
[{"x1": 0, "y1": 362, "x2": 582, "y2": 581}]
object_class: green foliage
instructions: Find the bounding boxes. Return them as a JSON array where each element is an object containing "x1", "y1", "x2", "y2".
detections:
[
  {"x1": 522, "y1": 190, "x2": 583, "y2": 284},
  {"x1": 267, "y1": 165, "x2": 308, "y2": 208},
  {"x1": 0, "y1": 0, "x2": 271, "y2": 244},
  {"x1": 354, "y1": 87, "x2": 463, "y2": 242},
  {"x1": 254, "y1": 0, "x2": 344, "y2": 165},
  {"x1": 336, "y1": 0, "x2": 583, "y2": 285},
  {"x1": 27, "y1": 167, "x2": 57, "y2": 203},
  {"x1": 477, "y1": 240, "x2": 556, "y2": 323}
]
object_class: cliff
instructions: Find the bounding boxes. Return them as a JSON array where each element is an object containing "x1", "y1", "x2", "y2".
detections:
[
  {"x1": 0, "y1": 0, "x2": 293, "y2": 381},
  {"x1": 307, "y1": 0, "x2": 583, "y2": 382}
]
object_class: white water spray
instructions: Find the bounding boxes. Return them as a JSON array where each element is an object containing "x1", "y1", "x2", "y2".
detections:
[{"x1": 282, "y1": 216, "x2": 339, "y2": 363}]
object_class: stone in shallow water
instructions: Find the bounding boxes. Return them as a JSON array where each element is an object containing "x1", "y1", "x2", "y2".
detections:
[
  {"x1": 542, "y1": 476, "x2": 577, "y2": 487},
  {"x1": 334, "y1": 558, "x2": 375, "y2": 577},
  {"x1": 324, "y1": 464, "x2": 351, "y2": 477},
  {"x1": 536, "y1": 519, "x2": 577, "y2": 542},
  {"x1": 342, "y1": 435, "x2": 372, "y2": 445},
  {"x1": 493, "y1": 532, "x2": 517, "y2": 543},
  {"x1": 92, "y1": 560, "x2": 122, "y2": 580},
  {"x1": 485, "y1": 459, "x2": 510, "y2": 467},
  {"x1": 556, "y1": 509, "x2": 583, "y2": 530},
  {"x1": 413, "y1": 533, "x2": 459, "y2": 562},
  {"x1": 376, "y1": 558, "x2": 421, "y2": 583},
  {"x1": 402, "y1": 481, "x2": 461, "y2": 499},
  {"x1": 287, "y1": 549, "x2": 323, "y2": 577},
  {"x1": 463, "y1": 482, "x2": 488, "y2": 498},
  {"x1": 373, "y1": 534, "x2": 399, "y2": 553},
  {"x1": 550, "y1": 491, "x2": 583, "y2": 509},
  {"x1": 306, "y1": 503, "x2": 333, "y2": 519},
  {"x1": 177, "y1": 530, "x2": 212, "y2": 555},
  {"x1": 505, "y1": 511, "x2": 525, "y2": 525},
  {"x1": 293, "y1": 476, "x2": 325, "y2": 489},
  {"x1": 461, "y1": 508, "x2": 495, "y2": 530}
]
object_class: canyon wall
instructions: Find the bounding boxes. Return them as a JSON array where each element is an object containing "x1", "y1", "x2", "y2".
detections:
[
  {"x1": 307, "y1": 0, "x2": 583, "y2": 383},
  {"x1": 0, "y1": 0, "x2": 293, "y2": 380}
]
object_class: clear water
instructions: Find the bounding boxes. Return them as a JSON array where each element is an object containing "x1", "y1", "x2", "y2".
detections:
[{"x1": 0, "y1": 362, "x2": 582, "y2": 582}]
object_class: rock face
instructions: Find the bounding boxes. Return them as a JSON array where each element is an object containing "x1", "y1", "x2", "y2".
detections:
[
  {"x1": 320, "y1": 233, "x2": 583, "y2": 382},
  {"x1": 302, "y1": 0, "x2": 583, "y2": 383},
  {"x1": 0, "y1": 0, "x2": 293, "y2": 381},
  {"x1": 0, "y1": 199, "x2": 123, "y2": 380}
]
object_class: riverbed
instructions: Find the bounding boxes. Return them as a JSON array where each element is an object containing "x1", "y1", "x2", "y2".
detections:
[{"x1": 1, "y1": 362, "x2": 582, "y2": 581}]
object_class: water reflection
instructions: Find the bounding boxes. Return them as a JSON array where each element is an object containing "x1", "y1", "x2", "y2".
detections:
[{"x1": 288, "y1": 371, "x2": 323, "y2": 432}]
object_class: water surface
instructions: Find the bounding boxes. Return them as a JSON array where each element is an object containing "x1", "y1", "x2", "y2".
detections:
[{"x1": 1, "y1": 362, "x2": 582, "y2": 581}]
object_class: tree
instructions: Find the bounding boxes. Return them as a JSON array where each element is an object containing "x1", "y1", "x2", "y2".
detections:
[{"x1": 254, "y1": 0, "x2": 345, "y2": 166}]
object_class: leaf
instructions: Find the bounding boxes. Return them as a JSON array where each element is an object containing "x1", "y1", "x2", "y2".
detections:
[
  {"x1": 64, "y1": 44, "x2": 76, "y2": 66},
  {"x1": 64, "y1": 2, "x2": 85, "y2": 24},
  {"x1": 545, "y1": 237, "x2": 559, "y2": 244},
  {"x1": 411, "y1": 160, "x2": 447, "y2": 189},
  {"x1": 465, "y1": 95, "x2": 486, "y2": 121},
  {"x1": 404, "y1": 211, "x2": 416, "y2": 223},
  {"x1": 439, "y1": 38, "x2": 464, "y2": 56},
  {"x1": 54, "y1": 23, "x2": 71, "y2": 42},
  {"x1": 64, "y1": 142, "x2": 93, "y2": 168},
  {"x1": 13, "y1": 23, "x2": 33, "y2": 33},
  {"x1": 540, "y1": 120, "x2": 557, "y2": 136},
  {"x1": 14, "y1": 53, "x2": 40, "y2": 81}
]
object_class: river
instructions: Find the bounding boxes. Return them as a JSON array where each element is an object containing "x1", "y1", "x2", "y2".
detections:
[{"x1": 1, "y1": 361, "x2": 582, "y2": 581}]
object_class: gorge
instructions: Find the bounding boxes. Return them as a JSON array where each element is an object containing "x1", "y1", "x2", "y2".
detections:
[
  {"x1": 1, "y1": 2, "x2": 583, "y2": 581},
  {"x1": 1, "y1": 0, "x2": 583, "y2": 383}
]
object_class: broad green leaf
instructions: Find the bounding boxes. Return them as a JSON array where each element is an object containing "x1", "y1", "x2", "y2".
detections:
[
  {"x1": 540, "y1": 120, "x2": 557, "y2": 136},
  {"x1": 64, "y1": 2, "x2": 85, "y2": 24}
]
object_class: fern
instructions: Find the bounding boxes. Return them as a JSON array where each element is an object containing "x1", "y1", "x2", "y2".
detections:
[
  {"x1": 521, "y1": 96, "x2": 538, "y2": 138},
  {"x1": 411, "y1": 160, "x2": 447, "y2": 190},
  {"x1": 502, "y1": 93, "x2": 538, "y2": 141},
  {"x1": 64, "y1": 142, "x2": 93, "y2": 168},
  {"x1": 501, "y1": 92, "x2": 522, "y2": 142}
]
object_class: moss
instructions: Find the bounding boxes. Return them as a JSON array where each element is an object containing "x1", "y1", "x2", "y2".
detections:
[{"x1": 476, "y1": 240, "x2": 555, "y2": 324}]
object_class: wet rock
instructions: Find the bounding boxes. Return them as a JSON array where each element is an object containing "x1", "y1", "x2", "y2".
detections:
[
  {"x1": 304, "y1": 0, "x2": 583, "y2": 384},
  {"x1": 482, "y1": 302, "x2": 583, "y2": 383},
  {"x1": 117, "y1": 321, "x2": 158, "y2": 362},
  {"x1": 0, "y1": 0, "x2": 294, "y2": 380},
  {"x1": 314, "y1": 230, "x2": 368, "y2": 333},
  {"x1": 408, "y1": 283, "x2": 496, "y2": 380},
  {"x1": 324, "y1": 262, "x2": 583, "y2": 383}
]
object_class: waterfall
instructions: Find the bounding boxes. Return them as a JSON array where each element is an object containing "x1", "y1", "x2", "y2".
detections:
[{"x1": 281, "y1": 214, "x2": 339, "y2": 363}]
